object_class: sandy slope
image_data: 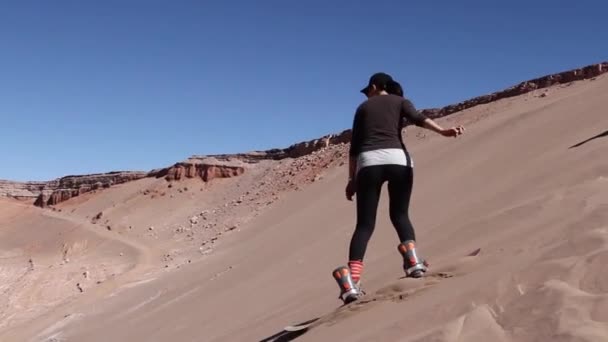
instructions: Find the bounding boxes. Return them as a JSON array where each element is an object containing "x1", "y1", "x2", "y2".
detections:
[
  {"x1": 1, "y1": 75, "x2": 607, "y2": 342},
  {"x1": 0, "y1": 198, "x2": 145, "y2": 332}
]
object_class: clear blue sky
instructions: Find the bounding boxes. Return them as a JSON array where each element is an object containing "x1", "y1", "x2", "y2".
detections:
[{"x1": 1, "y1": 1, "x2": 606, "y2": 181}]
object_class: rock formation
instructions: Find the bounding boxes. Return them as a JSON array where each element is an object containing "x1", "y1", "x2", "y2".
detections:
[
  {"x1": 189, "y1": 130, "x2": 352, "y2": 162},
  {"x1": 419, "y1": 61, "x2": 607, "y2": 119},
  {"x1": 151, "y1": 162, "x2": 245, "y2": 182},
  {"x1": 1, "y1": 172, "x2": 147, "y2": 207},
  {"x1": 0, "y1": 180, "x2": 48, "y2": 201}
]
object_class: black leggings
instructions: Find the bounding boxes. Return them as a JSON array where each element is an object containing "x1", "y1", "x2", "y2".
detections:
[{"x1": 349, "y1": 164, "x2": 416, "y2": 261}]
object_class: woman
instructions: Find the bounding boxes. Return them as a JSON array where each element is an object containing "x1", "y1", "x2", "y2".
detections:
[{"x1": 335, "y1": 72, "x2": 464, "y2": 304}]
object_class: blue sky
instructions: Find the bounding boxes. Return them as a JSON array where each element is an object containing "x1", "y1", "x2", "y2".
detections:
[{"x1": 1, "y1": 1, "x2": 606, "y2": 181}]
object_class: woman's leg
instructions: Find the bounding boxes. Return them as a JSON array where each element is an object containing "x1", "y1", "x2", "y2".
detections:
[
  {"x1": 386, "y1": 165, "x2": 416, "y2": 242},
  {"x1": 387, "y1": 165, "x2": 427, "y2": 277},
  {"x1": 348, "y1": 165, "x2": 384, "y2": 283}
]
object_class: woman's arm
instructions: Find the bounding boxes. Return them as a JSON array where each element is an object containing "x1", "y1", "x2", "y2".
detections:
[
  {"x1": 346, "y1": 106, "x2": 362, "y2": 200},
  {"x1": 422, "y1": 118, "x2": 465, "y2": 137},
  {"x1": 348, "y1": 106, "x2": 363, "y2": 179},
  {"x1": 348, "y1": 156, "x2": 357, "y2": 180},
  {"x1": 401, "y1": 99, "x2": 464, "y2": 137}
]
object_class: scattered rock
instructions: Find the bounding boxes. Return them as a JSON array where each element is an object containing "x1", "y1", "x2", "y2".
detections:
[
  {"x1": 190, "y1": 216, "x2": 199, "y2": 224},
  {"x1": 149, "y1": 226, "x2": 154, "y2": 231},
  {"x1": 106, "y1": 225, "x2": 112, "y2": 231},
  {"x1": 91, "y1": 212, "x2": 103, "y2": 224},
  {"x1": 76, "y1": 283, "x2": 84, "y2": 293}
]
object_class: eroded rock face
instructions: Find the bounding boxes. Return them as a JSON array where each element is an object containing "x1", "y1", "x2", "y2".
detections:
[
  {"x1": 1, "y1": 172, "x2": 147, "y2": 207},
  {"x1": 0, "y1": 180, "x2": 48, "y2": 200},
  {"x1": 42, "y1": 172, "x2": 148, "y2": 206},
  {"x1": 151, "y1": 163, "x2": 245, "y2": 182},
  {"x1": 284, "y1": 130, "x2": 351, "y2": 159},
  {"x1": 187, "y1": 130, "x2": 352, "y2": 163}
]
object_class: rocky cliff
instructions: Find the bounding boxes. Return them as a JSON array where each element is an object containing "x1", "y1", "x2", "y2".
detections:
[
  {"x1": 0, "y1": 172, "x2": 147, "y2": 207},
  {"x1": 1, "y1": 61, "x2": 605, "y2": 207},
  {"x1": 36, "y1": 172, "x2": 149, "y2": 207},
  {"x1": 151, "y1": 162, "x2": 245, "y2": 182},
  {"x1": 0, "y1": 180, "x2": 48, "y2": 201},
  {"x1": 420, "y1": 61, "x2": 607, "y2": 119},
  {"x1": 189, "y1": 129, "x2": 352, "y2": 162}
]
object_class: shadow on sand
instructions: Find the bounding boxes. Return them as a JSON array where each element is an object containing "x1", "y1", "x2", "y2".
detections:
[
  {"x1": 258, "y1": 318, "x2": 320, "y2": 342},
  {"x1": 569, "y1": 129, "x2": 608, "y2": 148}
]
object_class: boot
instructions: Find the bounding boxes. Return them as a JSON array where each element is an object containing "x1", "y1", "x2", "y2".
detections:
[
  {"x1": 332, "y1": 266, "x2": 362, "y2": 304},
  {"x1": 397, "y1": 240, "x2": 428, "y2": 278}
]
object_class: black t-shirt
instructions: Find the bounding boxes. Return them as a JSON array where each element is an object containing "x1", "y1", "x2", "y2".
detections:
[{"x1": 349, "y1": 94, "x2": 428, "y2": 158}]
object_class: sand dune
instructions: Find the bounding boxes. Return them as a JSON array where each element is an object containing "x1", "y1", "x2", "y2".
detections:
[
  {"x1": 0, "y1": 198, "x2": 141, "y2": 331},
  {"x1": 0, "y1": 74, "x2": 607, "y2": 341}
]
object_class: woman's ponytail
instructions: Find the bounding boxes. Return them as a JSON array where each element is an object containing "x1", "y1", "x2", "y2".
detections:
[{"x1": 385, "y1": 80, "x2": 403, "y2": 97}]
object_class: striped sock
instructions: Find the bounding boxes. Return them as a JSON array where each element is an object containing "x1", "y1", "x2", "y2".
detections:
[{"x1": 348, "y1": 260, "x2": 364, "y2": 283}]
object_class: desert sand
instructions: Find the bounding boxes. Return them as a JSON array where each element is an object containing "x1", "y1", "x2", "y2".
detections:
[{"x1": 1, "y1": 72, "x2": 607, "y2": 342}]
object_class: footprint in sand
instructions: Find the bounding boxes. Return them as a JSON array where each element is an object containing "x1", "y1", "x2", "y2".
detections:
[{"x1": 279, "y1": 248, "x2": 482, "y2": 334}]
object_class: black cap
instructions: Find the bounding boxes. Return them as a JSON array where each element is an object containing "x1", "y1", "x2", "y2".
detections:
[{"x1": 360, "y1": 72, "x2": 394, "y2": 95}]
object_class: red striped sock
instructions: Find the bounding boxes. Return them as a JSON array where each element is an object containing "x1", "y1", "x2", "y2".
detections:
[{"x1": 348, "y1": 260, "x2": 364, "y2": 283}]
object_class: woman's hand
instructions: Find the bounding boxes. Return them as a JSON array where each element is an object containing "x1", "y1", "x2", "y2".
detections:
[
  {"x1": 422, "y1": 118, "x2": 465, "y2": 138},
  {"x1": 345, "y1": 179, "x2": 356, "y2": 201},
  {"x1": 440, "y1": 125, "x2": 465, "y2": 137}
]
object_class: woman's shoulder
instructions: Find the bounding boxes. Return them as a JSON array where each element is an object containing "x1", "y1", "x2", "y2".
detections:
[{"x1": 355, "y1": 95, "x2": 412, "y2": 114}]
